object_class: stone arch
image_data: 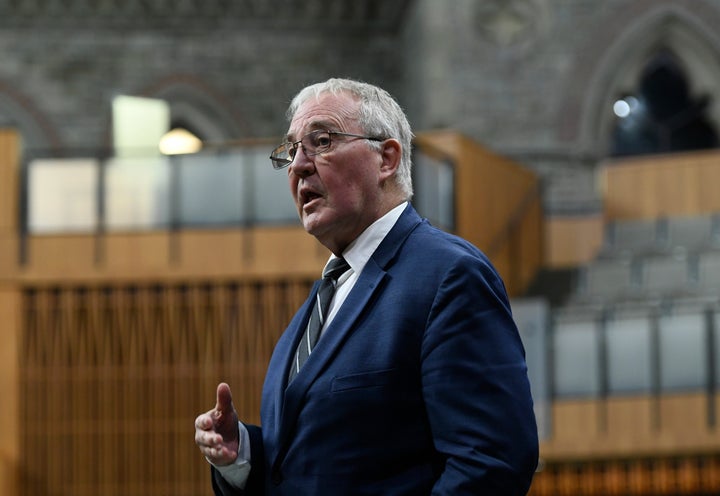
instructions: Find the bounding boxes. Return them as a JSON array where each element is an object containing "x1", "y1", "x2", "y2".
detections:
[
  {"x1": 140, "y1": 74, "x2": 249, "y2": 144},
  {"x1": 558, "y1": 2, "x2": 720, "y2": 158},
  {"x1": 0, "y1": 81, "x2": 60, "y2": 153}
]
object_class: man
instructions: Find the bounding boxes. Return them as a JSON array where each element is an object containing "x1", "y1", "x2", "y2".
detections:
[{"x1": 194, "y1": 78, "x2": 538, "y2": 495}]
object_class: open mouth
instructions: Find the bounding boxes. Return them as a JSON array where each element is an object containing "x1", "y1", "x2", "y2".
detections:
[{"x1": 301, "y1": 189, "x2": 323, "y2": 206}]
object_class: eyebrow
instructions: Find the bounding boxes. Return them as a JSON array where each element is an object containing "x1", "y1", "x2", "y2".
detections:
[{"x1": 285, "y1": 120, "x2": 339, "y2": 142}]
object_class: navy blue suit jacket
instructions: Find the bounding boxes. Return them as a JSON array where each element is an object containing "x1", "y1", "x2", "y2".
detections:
[{"x1": 213, "y1": 204, "x2": 538, "y2": 495}]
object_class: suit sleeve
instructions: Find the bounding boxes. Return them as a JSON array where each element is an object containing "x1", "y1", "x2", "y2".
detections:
[
  {"x1": 422, "y1": 257, "x2": 539, "y2": 495},
  {"x1": 211, "y1": 424, "x2": 266, "y2": 495}
]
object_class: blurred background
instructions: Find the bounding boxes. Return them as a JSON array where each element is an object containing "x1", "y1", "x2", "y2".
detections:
[{"x1": 1, "y1": 0, "x2": 720, "y2": 494}]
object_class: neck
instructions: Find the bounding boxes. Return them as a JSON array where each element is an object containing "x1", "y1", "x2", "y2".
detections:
[{"x1": 320, "y1": 200, "x2": 406, "y2": 256}]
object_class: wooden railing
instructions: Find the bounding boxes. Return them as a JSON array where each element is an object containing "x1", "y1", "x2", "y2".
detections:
[
  {"x1": 530, "y1": 454, "x2": 720, "y2": 496},
  {"x1": 545, "y1": 148, "x2": 720, "y2": 267},
  {"x1": 602, "y1": 148, "x2": 720, "y2": 220}
]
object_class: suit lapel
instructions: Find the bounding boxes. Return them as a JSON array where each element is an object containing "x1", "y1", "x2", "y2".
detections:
[
  {"x1": 272, "y1": 204, "x2": 424, "y2": 464},
  {"x1": 267, "y1": 279, "x2": 319, "y2": 421},
  {"x1": 280, "y1": 258, "x2": 386, "y2": 426}
]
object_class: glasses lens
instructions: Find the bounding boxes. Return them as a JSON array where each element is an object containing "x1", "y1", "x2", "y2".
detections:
[
  {"x1": 269, "y1": 131, "x2": 334, "y2": 170},
  {"x1": 270, "y1": 144, "x2": 292, "y2": 169}
]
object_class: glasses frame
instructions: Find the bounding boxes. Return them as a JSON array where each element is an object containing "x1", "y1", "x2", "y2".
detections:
[{"x1": 269, "y1": 129, "x2": 385, "y2": 170}]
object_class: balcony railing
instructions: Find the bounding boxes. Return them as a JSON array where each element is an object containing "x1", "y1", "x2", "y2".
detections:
[{"x1": 21, "y1": 142, "x2": 454, "y2": 236}]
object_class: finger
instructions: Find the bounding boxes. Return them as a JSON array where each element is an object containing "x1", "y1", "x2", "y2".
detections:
[
  {"x1": 200, "y1": 443, "x2": 238, "y2": 466},
  {"x1": 194, "y1": 413, "x2": 214, "y2": 430},
  {"x1": 215, "y1": 382, "x2": 234, "y2": 414},
  {"x1": 195, "y1": 430, "x2": 211, "y2": 446},
  {"x1": 209, "y1": 445, "x2": 238, "y2": 463},
  {"x1": 218, "y1": 445, "x2": 238, "y2": 462},
  {"x1": 195, "y1": 429, "x2": 221, "y2": 447}
]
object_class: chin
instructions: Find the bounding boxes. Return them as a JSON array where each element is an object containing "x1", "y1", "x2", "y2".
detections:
[{"x1": 301, "y1": 213, "x2": 321, "y2": 235}]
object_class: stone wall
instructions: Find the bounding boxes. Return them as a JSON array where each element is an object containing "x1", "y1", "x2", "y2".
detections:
[
  {"x1": 402, "y1": 0, "x2": 720, "y2": 213},
  {"x1": 1, "y1": 0, "x2": 719, "y2": 213}
]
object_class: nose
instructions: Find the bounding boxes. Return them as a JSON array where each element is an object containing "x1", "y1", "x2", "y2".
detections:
[{"x1": 288, "y1": 146, "x2": 316, "y2": 177}]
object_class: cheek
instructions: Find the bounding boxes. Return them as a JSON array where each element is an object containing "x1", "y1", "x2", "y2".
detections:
[
  {"x1": 333, "y1": 183, "x2": 370, "y2": 213},
  {"x1": 339, "y1": 169, "x2": 376, "y2": 202},
  {"x1": 330, "y1": 175, "x2": 358, "y2": 199}
]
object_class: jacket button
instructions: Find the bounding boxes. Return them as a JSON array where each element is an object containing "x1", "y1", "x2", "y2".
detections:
[{"x1": 271, "y1": 469, "x2": 283, "y2": 485}]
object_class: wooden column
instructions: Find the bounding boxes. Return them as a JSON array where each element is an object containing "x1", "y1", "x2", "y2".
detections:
[
  {"x1": 0, "y1": 288, "x2": 20, "y2": 496},
  {"x1": 0, "y1": 129, "x2": 19, "y2": 276},
  {"x1": 0, "y1": 129, "x2": 20, "y2": 495}
]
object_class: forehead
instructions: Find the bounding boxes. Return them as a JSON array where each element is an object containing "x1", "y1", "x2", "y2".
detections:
[{"x1": 287, "y1": 91, "x2": 361, "y2": 140}]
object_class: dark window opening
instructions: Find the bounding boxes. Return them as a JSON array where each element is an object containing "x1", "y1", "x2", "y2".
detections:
[{"x1": 611, "y1": 48, "x2": 719, "y2": 157}]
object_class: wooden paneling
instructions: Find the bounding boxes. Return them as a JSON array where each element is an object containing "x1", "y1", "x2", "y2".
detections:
[
  {"x1": 530, "y1": 456, "x2": 720, "y2": 496},
  {"x1": 489, "y1": 196, "x2": 544, "y2": 295},
  {"x1": 24, "y1": 235, "x2": 99, "y2": 278},
  {"x1": 605, "y1": 396, "x2": 655, "y2": 447},
  {"x1": 544, "y1": 214, "x2": 605, "y2": 268},
  {"x1": 657, "y1": 393, "x2": 712, "y2": 448},
  {"x1": 19, "y1": 227, "x2": 329, "y2": 284},
  {"x1": 543, "y1": 393, "x2": 719, "y2": 459},
  {"x1": 602, "y1": 150, "x2": 720, "y2": 220},
  {"x1": 0, "y1": 454, "x2": 17, "y2": 496},
  {"x1": 415, "y1": 131, "x2": 538, "y2": 245},
  {"x1": 19, "y1": 281, "x2": 313, "y2": 496},
  {"x1": 175, "y1": 230, "x2": 248, "y2": 275},
  {"x1": 102, "y1": 232, "x2": 173, "y2": 272},
  {"x1": 0, "y1": 129, "x2": 19, "y2": 232},
  {"x1": 0, "y1": 130, "x2": 19, "y2": 280},
  {"x1": 0, "y1": 233, "x2": 17, "y2": 281},
  {"x1": 243, "y1": 226, "x2": 329, "y2": 276},
  {"x1": 0, "y1": 288, "x2": 20, "y2": 496},
  {"x1": 548, "y1": 399, "x2": 603, "y2": 456}
]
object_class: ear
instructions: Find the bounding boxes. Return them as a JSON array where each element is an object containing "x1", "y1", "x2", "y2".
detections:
[{"x1": 378, "y1": 138, "x2": 402, "y2": 181}]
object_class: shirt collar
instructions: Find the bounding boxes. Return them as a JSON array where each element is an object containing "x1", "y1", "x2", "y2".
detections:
[{"x1": 326, "y1": 201, "x2": 407, "y2": 278}]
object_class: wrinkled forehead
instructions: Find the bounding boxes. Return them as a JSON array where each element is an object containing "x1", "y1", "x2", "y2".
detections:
[{"x1": 286, "y1": 91, "x2": 361, "y2": 141}]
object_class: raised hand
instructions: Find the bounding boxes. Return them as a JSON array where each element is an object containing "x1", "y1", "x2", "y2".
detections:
[{"x1": 194, "y1": 382, "x2": 240, "y2": 466}]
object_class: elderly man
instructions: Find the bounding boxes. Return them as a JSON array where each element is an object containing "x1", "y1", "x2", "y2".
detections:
[{"x1": 195, "y1": 78, "x2": 538, "y2": 495}]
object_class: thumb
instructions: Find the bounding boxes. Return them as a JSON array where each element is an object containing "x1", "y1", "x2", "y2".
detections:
[{"x1": 215, "y1": 382, "x2": 234, "y2": 414}]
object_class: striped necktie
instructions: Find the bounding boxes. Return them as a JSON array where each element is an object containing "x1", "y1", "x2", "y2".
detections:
[{"x1": 289, "y1": 257, "x2": 350, "y2": 381}]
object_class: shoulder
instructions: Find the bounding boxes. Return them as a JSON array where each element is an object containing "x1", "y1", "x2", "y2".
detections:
[
  {"x1": 408, "y1": 220, "x2": 495, "y2": 271},
  {"x1": 377, "y1": 204, "x2": 502, "y2": 285}
]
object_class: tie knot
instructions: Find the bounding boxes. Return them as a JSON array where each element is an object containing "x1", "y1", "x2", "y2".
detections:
[{"x1": 323, "y1": 257, "x2": 350, "y2": 282}]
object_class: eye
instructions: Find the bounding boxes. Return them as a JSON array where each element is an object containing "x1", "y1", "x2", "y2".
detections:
[
  {"x1": 312, "y1": 132, "x2": 332, "y2": 150},
  {"x1": 287, "y1": 144, "x2": 297, "y2": 158}
]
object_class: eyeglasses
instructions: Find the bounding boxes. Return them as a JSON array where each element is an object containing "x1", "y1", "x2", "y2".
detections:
[{"x1": 269, "y1": 129, "x2": 384, "y2": 170}]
